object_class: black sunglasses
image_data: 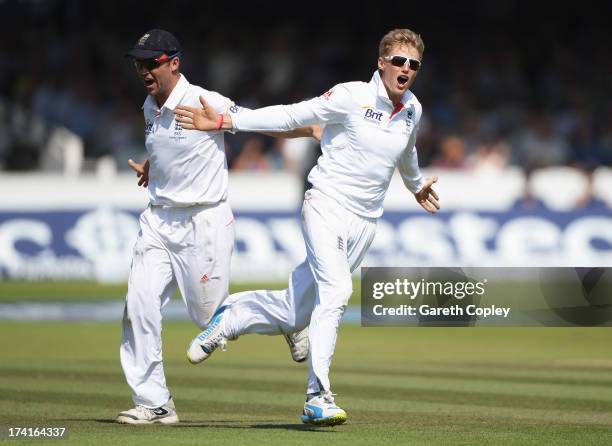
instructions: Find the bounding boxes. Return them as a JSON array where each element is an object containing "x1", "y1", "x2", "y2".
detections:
[{"x1": 384, "y1": 55, "x2": 421, "y2": 71}]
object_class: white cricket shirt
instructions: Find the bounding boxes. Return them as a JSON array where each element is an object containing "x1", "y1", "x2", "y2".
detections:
[
  {"x1": 231, "y1": 71, "x2": 425, "y2": 218},
  {"x1": 143, "y1": 75, "x2": 233, "y2": 207}
]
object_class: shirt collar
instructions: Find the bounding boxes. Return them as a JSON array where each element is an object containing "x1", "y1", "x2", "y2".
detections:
[
  {"x1": 141, "y1": 74, "x2": 189, "y2": 112},
  {"x1": 370, "y1": 70, "x2": 413, "y2": 107}
]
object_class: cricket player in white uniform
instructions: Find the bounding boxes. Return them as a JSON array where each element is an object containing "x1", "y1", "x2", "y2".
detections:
[
  {"x1": 174, "y1": 28, "x2": 440, "y2": 426},
  {"x1": 117, "y1": 29, "x2": 316, "y2": 425}
]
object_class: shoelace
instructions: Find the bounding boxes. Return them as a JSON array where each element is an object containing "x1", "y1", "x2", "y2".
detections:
[
  {"x1": 135, "y1": 406, "x2": 156, "y2": 419},
  {"x1": 202, "y1": 335, "x2": 227, "y2": 354},
  {"x1": 322, "y1": 392, "x2": 337, "y2": 404}
]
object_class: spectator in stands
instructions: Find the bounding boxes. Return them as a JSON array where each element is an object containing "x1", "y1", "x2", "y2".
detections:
[
  {"x1": 432, "y1": 135, "x2": 468, "y2": 169},
  {"x1": 1, "y1": 2, "x2": 611, "y2": 173},
  {"x1": 232, "y1": 136, "x2": 271, "y2": 171},
  {"x1": 470, "y1": 137, "x2": 511, "y2": 173},
  {"x1": 513, "y1": 113, "x2": 570, "y2": 170}
]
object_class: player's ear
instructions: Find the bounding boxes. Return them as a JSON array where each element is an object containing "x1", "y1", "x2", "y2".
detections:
[
  {"x1": 377, "y1": 56, "x2": 385, "y2": 71},
  {"x1": 171, "y1": 57, "x2": 180, "y2": 73}
]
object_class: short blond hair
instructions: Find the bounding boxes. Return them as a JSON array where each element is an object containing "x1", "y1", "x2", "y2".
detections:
[{"x1": 379, "y1": 28, "x2": 424, "y2": 58}]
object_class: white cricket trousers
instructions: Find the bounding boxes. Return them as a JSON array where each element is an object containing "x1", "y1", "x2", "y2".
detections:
[
  {"x1": 223, "y1": 189, "x2": 376, "y2": 394},
  {"x1": 120, "y1": 201, "x2": 235, "y2": 408}
]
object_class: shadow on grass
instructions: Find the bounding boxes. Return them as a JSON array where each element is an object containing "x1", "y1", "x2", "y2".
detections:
[{"x1": 90, "y1": 419, "x2": 342, "y2": 432}]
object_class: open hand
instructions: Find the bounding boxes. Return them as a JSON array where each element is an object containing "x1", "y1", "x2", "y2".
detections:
[
  {"x1": 174, "y1": 96, "x2": 219, "y2": 131},
  {"x1": 414, "y1": 176, "x2": 440, "y2": 213},
  {"x1": 128, "y1": 159, "x2": 149, "y2": 188}
]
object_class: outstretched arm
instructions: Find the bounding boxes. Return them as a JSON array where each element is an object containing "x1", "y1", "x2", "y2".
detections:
[
  {"x1": 174, "y1": 96, "x2": 323, "y2": 141},
  {"x1": 174, "y1": 97, "x2": 322, "y2": 140},
  {"x1": 175, "y1": 85, "x2": 350, "y2": 134}
]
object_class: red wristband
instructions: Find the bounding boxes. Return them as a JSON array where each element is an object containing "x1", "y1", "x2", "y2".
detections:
[{"x1": 215, "y1": 113, "x2": 224, "y2": 130}]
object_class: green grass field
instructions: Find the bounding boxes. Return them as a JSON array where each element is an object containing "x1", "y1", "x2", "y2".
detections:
[{"x1": 1, "y1": 321, "x2": 612, "y2": 445}]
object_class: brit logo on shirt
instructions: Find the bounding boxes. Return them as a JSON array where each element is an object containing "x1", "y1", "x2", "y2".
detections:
[
  {"x1": 144, "y1": 119, "x2": 153, "y2": 136},
  {"x1": 363, "y1": 107, "x2": 383, "y2": 123}
]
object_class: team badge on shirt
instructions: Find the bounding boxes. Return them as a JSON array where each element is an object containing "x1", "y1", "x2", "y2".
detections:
[
  {"x1": 405, "y1": 105, "x2": 415, "y2": 134},
  {"x1": 144, "y1": 119, "x2": 153, "y2": 136},
  {"x1": 170, "y1": 119, "x2": 186, "y2": 141}
]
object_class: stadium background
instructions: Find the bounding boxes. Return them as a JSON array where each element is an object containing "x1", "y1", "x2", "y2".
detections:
[{"x1": 1, "y1": 1, "x2": 611, "y2": 444}]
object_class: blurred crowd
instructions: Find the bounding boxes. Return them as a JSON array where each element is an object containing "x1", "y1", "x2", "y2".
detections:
[{"x1": 1, "y1": 1, "x2": 611, "y2": 179}]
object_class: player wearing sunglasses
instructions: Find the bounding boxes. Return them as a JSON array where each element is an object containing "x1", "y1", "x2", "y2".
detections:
[{"x1": 175, "y1": 28, "x2": 439, "y2": 426}]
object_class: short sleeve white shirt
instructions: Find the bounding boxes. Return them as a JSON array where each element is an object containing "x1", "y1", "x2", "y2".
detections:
[{"x1": 142, "y1": 74, "x2": 234, "y2": 207}]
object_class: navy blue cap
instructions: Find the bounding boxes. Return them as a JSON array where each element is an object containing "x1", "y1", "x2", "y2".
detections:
[{"x1": 126, "y1": 29, "x2": 182, "y2": 59}]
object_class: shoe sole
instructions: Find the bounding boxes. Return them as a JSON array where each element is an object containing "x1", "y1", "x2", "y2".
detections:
[
  {"x1": 301, "y1": 413, "x2": 347, "y2": 426},
  {"x1": 116, "y1": 414, "x2": 179, "y2": 425}
]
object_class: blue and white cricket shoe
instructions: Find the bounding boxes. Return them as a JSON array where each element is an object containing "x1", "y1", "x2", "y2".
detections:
[
  {"x1": 301, "y1": 391, "x2": 347, "y2": 426},
  {"x1": 187, "y1": 306, "x2": 229, "y2": 364}
]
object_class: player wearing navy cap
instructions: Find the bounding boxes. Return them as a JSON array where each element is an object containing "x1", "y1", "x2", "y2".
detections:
[{"x1": 117, "y1": 29, "x2": 317, "y2": 425}]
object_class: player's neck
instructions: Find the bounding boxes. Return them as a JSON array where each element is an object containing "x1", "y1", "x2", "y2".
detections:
[
  {"x1": 382, "y1": 82, "x2": 403, "y2": 107},
  {"x1": 154, "y1": 73, "x2": 181, "y2": 108},
  {"x1": 388, "y1": 90, "x2": 403, "y2": 107}
]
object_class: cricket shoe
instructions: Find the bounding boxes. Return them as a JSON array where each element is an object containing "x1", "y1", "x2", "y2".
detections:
[
  {"x1": 187, "y1": 305, "x2": 229, "y2": 364},
  {"x1": 301, "y1": 391, "x2": 347, "y2": 426},
  {"x1": 284, "y1": 326, "x2": 309, "y2": 362},
  {"x1": 116, "y1": 398, "x2": 179, "y2": 424}
]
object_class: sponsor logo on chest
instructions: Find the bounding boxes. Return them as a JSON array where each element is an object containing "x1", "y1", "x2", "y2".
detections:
[
  {"x1": 363, "y1": 107, "x2": 383, "y2": 123},
  {"x1": 360, "y1": 104, "x2": 416, "y2": 133}
]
